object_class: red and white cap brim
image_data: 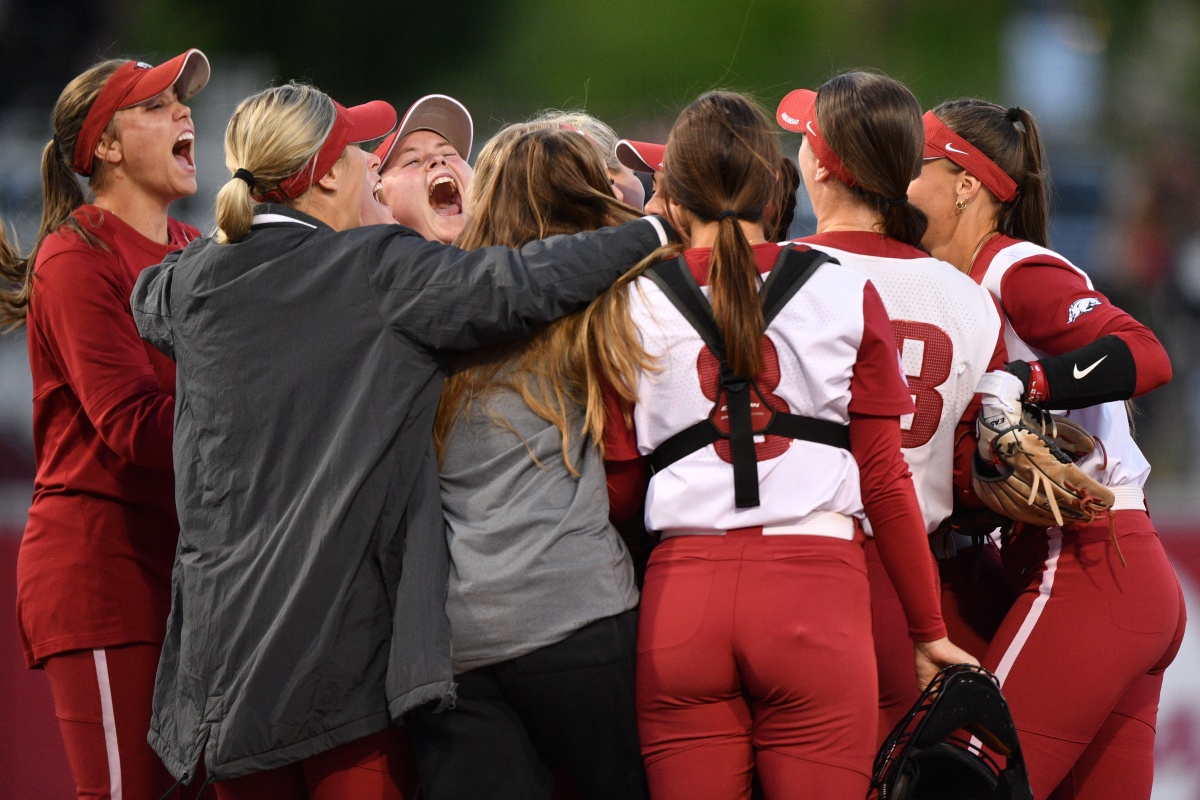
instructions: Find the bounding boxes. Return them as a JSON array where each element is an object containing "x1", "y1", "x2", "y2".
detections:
[{"x1": 374, "y1": 94, "x2": 473, "y2": 167}]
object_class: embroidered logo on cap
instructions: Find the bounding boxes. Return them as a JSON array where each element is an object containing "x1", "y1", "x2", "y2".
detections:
[
  {"x1": 780, "y1": 112, "x2": 800, "y2": 126},
  {"x1": 806, "y1": 121, "x2": 817, "y2": 136},
  {"x1": 134, "y1": 62, "x2": 153, "y2": 69}
]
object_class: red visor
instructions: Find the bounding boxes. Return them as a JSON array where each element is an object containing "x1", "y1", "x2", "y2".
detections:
[
  {"x1": 615, "y1": 139, "x2": 665, "y2": 173},
  {"x1": 73, "y1": 49, "x2": 210, "y2": 177},
  {"x1": 265, "y1": 100, "x2": 398, "y2": 202},
  {"x1": 922, "y1": 111, "x2": 1018, "y2": 203},
  {"x1": 776, "y1": 88, "x2": 856, "y2": 188}
]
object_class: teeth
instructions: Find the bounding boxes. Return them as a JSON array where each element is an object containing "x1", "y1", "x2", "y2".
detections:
[
  {"x1": 176, "y1": 132, "x2": 194, "y2": 143},
  {"x1": 373, "y1": 183, "x2": 384, "y2": 203},
  {"x1": 430, "y1": 176, "x2": 456, "y2": 191}
]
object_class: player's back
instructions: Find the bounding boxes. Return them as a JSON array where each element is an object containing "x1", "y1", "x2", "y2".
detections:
[{"x1": 795, "y1": 232, "x2": 1005, "y2": 531}]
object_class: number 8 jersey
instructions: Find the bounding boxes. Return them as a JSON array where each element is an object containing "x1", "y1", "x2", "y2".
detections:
[
  {"x1": 626, "y1": 242, "x2": 915, "y2": 536},
  {"x1": 795, "y1": 231, "x2": 1007, "y2": 533}
]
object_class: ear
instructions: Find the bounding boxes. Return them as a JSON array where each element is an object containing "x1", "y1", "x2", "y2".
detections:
[
  {"x1": 315, "y1": 146, "x2": 351, "y2": 193},
  {"x1": 94, "y1": 132, "x2": 123, "y2": 168},
  {"x1": 811, "y1": 160, "x2": 833, "y2": 184},
  {"x1": 956, "y1": 170, "x2": 984, "y2": 205},
  {"x1": 665, "y1": 199, "x2": 694, "y2": 244}
]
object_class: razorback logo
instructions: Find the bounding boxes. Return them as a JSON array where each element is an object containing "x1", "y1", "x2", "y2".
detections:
[{"x1": 1067, "y1": 297, "x2": 1102, "y2": 324}]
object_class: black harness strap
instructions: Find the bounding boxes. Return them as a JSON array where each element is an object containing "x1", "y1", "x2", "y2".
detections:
[{"x1": 645, "y1": 246, "x2": 848, "y2": 509}]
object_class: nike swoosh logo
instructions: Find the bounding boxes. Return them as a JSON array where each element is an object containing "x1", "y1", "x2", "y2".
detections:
[
  {"x1": 806, "y1": 121, "x2": 817, "y2": 136},
  {"x1": 1073, "y1": 356, "x2": 1107, "y2": 379},
  {"x1": 945, "y1": 143, "x2": 969, "y2": 155}
]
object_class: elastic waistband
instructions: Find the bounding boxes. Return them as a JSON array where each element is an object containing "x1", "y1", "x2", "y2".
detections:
[
  {"x1": 1110, "y1": 485, "x2": 1146, "y2": 512},
  {"x1": 659, "y1": 511, "x2": 857, "y2": 541}
]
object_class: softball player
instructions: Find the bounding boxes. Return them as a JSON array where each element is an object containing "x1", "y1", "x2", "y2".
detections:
[
  {"x1": 0, "y1": 50, "x2": 209, "y2": 800},
  {"x1": 776, "y1": 72, "x2": 1012, "y2": 742},
  {"x1": 595, "y1": 90, "x2": 975, "y2": 800},
  {"x1": 908, "y1": 99, "x2": 1186, "y2": 799}
]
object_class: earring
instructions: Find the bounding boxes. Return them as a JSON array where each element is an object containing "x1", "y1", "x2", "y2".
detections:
[{"x1": 955, "y1": 199, "x2": 968, "y2": 215}]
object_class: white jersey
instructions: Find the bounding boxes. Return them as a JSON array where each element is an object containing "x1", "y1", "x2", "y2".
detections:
[
  {"x1": 628, "y1": 247, "x2": 908, "y2": 537},
  {"x1": 977, "y1": 239, "x2": 1150, "y2": 494},
  {"x1": 799, "y1": 234, "x2": 1005, "y2": 533}
]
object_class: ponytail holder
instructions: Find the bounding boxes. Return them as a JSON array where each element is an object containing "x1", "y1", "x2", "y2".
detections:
[
  {"x1": 233, "y1": 168, "x2": 256, "y2": 188},
  {"x1": 717, "y1": 210, "x2": 738, "y2": 222},
  {"x1": 885, "y1": 195, "x2": 908, "y2": 208},
  {"x1": 1006, "y1": 107, "x2": 1027, "y2": 133}
]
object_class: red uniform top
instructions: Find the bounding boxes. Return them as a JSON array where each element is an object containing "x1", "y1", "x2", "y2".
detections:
[
  {"x1": 605, "y1": 243, "x2": 946, "y2": 642},
  {"x1": 16, "y1": 205, "x2": 198, "y2": 667}
]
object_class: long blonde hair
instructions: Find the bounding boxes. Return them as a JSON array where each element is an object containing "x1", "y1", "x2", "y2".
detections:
[
  {"x1": 215, "y1": 82, "x2": 337, "y2": 243},
  {"x1": 433, "y1": 125, "x2": 641, "y2": 472},
  {"x1": 0, "y1": 60, "x2": 124, "y2": 330}
]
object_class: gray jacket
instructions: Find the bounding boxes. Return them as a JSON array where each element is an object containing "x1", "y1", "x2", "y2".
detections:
[{"x1": 131, "y1": 206, "x2": 667, "y2": 781}]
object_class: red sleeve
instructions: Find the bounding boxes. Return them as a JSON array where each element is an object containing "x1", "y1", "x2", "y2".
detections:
[
  {"x1": 853, "y1": 412, "x2": 947, "y2": 642},
  {"x1": 849, "y1": 282, "x2": 916, "y2": 417},
  {"x1": 33, "y1": 249, "x2": 174, "y2": 468},
  {"x1": 999, "y1": 258, "x2": 1171, "y2": 396},
  {"x1": 954, "y1": 300, "x2": 1009, "y2": 509},
  {"x1": 601, "y1": 377, "x2": 650, "y2": 522}
]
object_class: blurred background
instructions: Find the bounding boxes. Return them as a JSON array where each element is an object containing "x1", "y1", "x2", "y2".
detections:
[{"x1": 1, "y1": 0, "x2": 1199, "y2": 795}]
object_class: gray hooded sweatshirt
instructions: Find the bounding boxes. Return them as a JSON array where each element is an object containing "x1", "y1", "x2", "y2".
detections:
[{"x1": 130, "y1": 205, "x2": 667, "y2": 782}]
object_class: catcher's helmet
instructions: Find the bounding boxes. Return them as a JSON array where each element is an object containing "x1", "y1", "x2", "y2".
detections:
[{"x1": 869, "y1": 664, "x2": 1033, "y2": 800}]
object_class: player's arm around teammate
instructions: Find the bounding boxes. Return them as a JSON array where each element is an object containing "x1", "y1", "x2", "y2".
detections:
[
  {"x1": 908, "y1": 100, "x2": 1184, "y2": 800},
  {"x1": 128, "y1": 82, "x2": 672, "y2": 798},
  {"x1": 0, "y1": 50, "x2": 210, "y2": 800}
]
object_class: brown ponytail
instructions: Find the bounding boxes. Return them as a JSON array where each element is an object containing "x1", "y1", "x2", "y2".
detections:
[
  {"x1": 933, "y1": 99, "x2": 1049, "y2": 247},
  {"x1": 661, "y1": 91, "x2": 780, "y2": 377},
  {"x1": 816, "y1": 71, "x2": 928, "y2": 248},
  {"x1": 0, "y1": 60, "x2": 123, "y2": 330}
]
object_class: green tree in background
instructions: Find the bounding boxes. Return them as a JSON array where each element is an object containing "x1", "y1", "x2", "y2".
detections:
[{"x1": 126, "y1": 0, "x2": 1013, "y2": 133}]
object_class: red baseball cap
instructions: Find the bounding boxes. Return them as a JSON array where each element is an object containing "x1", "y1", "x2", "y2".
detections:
[
  {"x1": 265, "y1": 99, "x2": 398, "y2": 202},
  {"x1": 374, "y1": 94, "x2": 473, "y2": 168},
  {"x1": 921, "y1": 111, "x2": 1018, "y2": 203},
  {"x1": 775, "y1": 88, "x2": 857, "y2": 188},
  {"x1": 73, "y1": 48, "x2": 211, "y2": 177},
  {"x1": 615, "y1": 139, "x2": 665, "y2": 173}
]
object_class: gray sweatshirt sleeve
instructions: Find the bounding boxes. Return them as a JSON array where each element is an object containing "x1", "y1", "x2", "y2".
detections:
[
  {"x1": 130, "y1": 250, "x2": 180, "y2": 360},
  {"x1": 364, "y1": 217, "x2": 670, "y2": 350}
]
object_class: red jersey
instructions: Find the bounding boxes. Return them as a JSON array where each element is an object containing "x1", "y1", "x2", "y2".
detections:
[{"x1": 16, "y1": 205, "x2": 198, "y2": 666}]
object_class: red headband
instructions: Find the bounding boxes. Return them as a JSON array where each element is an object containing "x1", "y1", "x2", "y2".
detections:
[
  {"x1": 922, "y1": 111, "x2": 1018, "y2": 203},
  {"x1": 776, "y1": 88, "x2": 857, "y2": 188},
  {"x1": 258, "y1": 99, "x2": 397, "y2": 203},
  {"x1": 73, "y1": 49, "x2": 210, "y2": 177}
]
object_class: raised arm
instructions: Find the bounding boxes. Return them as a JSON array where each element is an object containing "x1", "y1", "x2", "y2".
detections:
[{"x1": 365, "y1": 217, "x2": 670, "y2": 351}]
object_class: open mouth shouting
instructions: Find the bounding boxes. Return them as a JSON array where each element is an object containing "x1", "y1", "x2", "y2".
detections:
[
  {"x1": 173, "y1": 131, "x2": 196, "y2": 171},
  {"x1": 429, "y1": 173, "x2": 463, "y2": 217}
]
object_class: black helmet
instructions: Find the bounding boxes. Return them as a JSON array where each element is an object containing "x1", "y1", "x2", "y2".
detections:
[{"x1": 869, "y1": 664, "x2": 1033, "y2": 800}]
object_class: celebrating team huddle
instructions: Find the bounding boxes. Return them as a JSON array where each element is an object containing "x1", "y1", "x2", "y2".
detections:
[{"x1": 0, "y1": 45, "x2": 1185, "y2": 800}]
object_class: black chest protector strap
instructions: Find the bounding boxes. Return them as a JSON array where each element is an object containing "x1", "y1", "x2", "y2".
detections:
[{"x1": 645, "y1": 245, "x2": 850, "y2": 509}]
